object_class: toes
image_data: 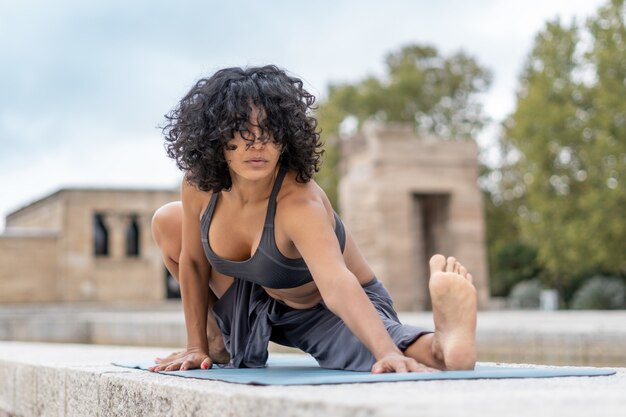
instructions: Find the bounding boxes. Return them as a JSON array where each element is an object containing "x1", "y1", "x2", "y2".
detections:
[
  {"x1": 454, "y1": 261, "x2": 461, "y2": 274},
  {"x1": 429, "y1": 254, "x2": 446, "y2": 273},
  {"x1": 459, "y1": 265, "x2": 467, "y2": 277},
  {"x1": 446, "y1": 257, "x2": 456, "y2": 273},
  {"x1": 466, "y1": 273, "x2": 473, "y2": 284}
]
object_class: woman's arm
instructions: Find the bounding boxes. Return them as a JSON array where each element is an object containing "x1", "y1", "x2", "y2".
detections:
[
  {"x1": 150, "y1": 180, "x2": 213, "y2": 371},
  {"x1": 282, "y1": 194, "x2": 423, "y2": 373}
]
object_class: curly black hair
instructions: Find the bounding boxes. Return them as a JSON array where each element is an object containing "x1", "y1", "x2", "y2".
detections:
[{"x1": 162, "y1": 65, "x2": 323, "y2": 192}]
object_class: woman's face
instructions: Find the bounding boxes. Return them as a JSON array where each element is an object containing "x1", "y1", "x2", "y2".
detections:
[{"x1": 224, "y1": 106, "x2": 282, "y2": 182}]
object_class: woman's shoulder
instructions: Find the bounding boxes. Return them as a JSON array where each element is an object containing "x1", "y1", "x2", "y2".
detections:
[
  {"x1": 181, "y1": 177, "x2": 213, "y2": 215},
  {"x1": 278, "y1": 169, "x2": 333, "y2": 213}
]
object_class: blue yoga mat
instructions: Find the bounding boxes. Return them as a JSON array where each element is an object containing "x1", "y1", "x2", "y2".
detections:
[{"x1": 112, "y1": 355, "x2": 616, "y2": 385}]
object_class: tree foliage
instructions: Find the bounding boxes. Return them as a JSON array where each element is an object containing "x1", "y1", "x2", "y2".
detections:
[
  {"x1": 316, "y1": 44, "x2": 492, "y2": 207},
  {"x1": 497, "y1": 0, "x2": 626, "y2": 288},
  {"x1": 318, "y1": 44, "x2": 492, "y2": 138},
  {"x1": 489, "y1": 240, "x2": 541, "y2": 297}
]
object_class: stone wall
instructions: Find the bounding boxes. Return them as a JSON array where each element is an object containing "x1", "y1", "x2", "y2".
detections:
[
  {"x1": 57, "y1": 190, "x2": 177, "y2": 302},
  {"x1": 1, "y1": 188, "x2": 179, "y2": 303},
  {"x1": 0, "y1": 234, "x2": 59, "y2": 302},
  {"x1": 5, "y1": 192, "x2": 64, "y2": 231},
  {"x1": 339, "y1": 122, "x2": 489, "y2": 310}
]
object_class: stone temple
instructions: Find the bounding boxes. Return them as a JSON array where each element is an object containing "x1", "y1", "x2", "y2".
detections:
[
  {"x1": 0, "y1": 188, "x2": 178, "y2": 303},
  {"x1": 338, "y1": 122, "x2": 489, "y2": 310}
]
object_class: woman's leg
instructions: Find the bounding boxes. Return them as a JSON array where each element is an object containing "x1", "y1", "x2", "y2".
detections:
[
  {"x1": 404, "y1": 254, "x2": 477, "y2": 370},
  {"x1": 151, "y1": 201, "x2": 229, "y2": 364}
]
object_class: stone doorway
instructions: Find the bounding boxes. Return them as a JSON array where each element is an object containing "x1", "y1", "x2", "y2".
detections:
[{"x1": 412, "y1": 193, "x2": 451, "y2": 309}]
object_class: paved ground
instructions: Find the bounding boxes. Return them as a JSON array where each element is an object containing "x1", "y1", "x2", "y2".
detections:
[{"x1": 0, "y1": 341, "x2": 624, "y2": 417}]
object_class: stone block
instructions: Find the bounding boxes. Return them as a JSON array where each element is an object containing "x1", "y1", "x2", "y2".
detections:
[
  {"x1": 0, "y1": 360, "x2": 15, "y2": 415},
  {"x1": 64, "y1": 367, "x2": 102, "y2": 417},
  {"x1": 36, "y1": 366, "x2": 66, "y2": 417},
  {"x1": 14, "y1": 363, "x2": 41, "y2": 417}
]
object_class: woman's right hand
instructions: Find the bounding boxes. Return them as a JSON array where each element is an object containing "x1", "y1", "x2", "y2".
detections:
[{"x1": 148, "y1": 347, "x2": 212, "y2": 372}]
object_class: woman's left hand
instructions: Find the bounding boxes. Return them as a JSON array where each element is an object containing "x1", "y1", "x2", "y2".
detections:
[{"x1": 371, "y1": 353, "x2": 437, "y2": 373}]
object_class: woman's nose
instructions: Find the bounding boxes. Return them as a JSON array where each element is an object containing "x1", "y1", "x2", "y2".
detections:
[{"x1": 248, "y1": 137, "x2": 265, "y2": 149}]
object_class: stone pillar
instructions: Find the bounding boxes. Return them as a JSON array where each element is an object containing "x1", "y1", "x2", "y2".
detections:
[
  {"x1": 138, "y1": 212, "x2": 157, "y2": 261},
  {"x1": 101, "y1": 213, "x2": 130, "y2": 260}
]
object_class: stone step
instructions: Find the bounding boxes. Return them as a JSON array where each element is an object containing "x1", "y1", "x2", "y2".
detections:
[{"x1": 0, "y1": 342, "x2": 624, "y2": 417}]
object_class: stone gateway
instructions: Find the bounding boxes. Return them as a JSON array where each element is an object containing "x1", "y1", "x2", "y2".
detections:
[{"x1": 339, "y1": 122, "x2": 489, "y2": 310}]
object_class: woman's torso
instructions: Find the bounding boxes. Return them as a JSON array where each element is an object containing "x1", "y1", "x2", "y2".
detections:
[{"x1": 198, "y1": 169, "x2": 375, "y2": 309}]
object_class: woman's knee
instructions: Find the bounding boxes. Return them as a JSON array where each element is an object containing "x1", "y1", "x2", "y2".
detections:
[{"x1": 151, "y1": 201, "x2": 182, "y2": 248}]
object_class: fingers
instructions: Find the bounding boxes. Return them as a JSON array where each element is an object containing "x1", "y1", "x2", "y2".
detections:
[
  {"x1": 149, "y1": 361, "x2": 182, "y2": 372},
  {"x1": 149, "y1": 362, "x2": 167, "y2": 372},
  {"x1": 148, "y1": 353, "x2": 211, "y2": 372},
  {"x1": 154, "y1": 350, "x2": 183, "y2": 365},
  {"x1": 406, "y1": 360, "x2": 422, "y2": 372},
  {"x1": 372, "y1": 357, "x2": 434, "y2": 374},
  {"x1": 201, "y1": 357, "x2": 213, "y2": 370},
  {"x1": 371, "y1": 362, "x2": 386, "y2": 374},
  {"x1": 165, "y1": 362, "x2": 182, "y2": 372},
  {"x1": 395, "y1": 362, "x2": 408, "y2": 373}
]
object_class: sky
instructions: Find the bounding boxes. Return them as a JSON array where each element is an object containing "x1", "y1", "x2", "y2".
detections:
[{"x1": 0, "y1": 0, "x2": 608, "y2": 230}]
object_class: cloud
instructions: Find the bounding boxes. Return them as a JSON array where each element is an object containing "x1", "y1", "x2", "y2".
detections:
[
  {"x1": 0, "y1": 0, "x2": 609, "y2": 230},
  {"x1": 0, "y1": 127, "x2": 181, "y2": 229}
]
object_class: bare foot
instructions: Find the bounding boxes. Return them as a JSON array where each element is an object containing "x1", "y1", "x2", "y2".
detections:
[{"x1": 429, "y1": 254, "x2": 477, "y2": 370}]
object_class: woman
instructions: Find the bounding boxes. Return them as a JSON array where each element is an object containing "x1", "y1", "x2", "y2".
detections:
[{"x1": 149, "y1": 65, "x2": 477, "y2": 373}]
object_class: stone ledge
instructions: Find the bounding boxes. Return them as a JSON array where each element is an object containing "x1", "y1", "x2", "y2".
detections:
[
  {"x1": 3, "y1": 308, "x2": 626, "y2": 366},
  {"x1": 0, "y1": 342, "x2": 625, "y2": 417}
]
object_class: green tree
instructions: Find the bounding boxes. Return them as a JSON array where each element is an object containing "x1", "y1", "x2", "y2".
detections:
[
  {"x1": 498, "y1": 0, "x2": 626, "y2": 291},
  {"x1": 318, "y1": 45, "x2": 492, "y2": 138},
  {"x1": 584, "y1": 0, "x2": 626, "y2": 271},
  {"x1": 316, "y1": 44, "x2": 492, "y2": 207}
]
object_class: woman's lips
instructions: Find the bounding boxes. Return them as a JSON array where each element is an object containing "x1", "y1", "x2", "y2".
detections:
[{"x1": 245, "y1": 159, "x2": 268, "y2": 166}]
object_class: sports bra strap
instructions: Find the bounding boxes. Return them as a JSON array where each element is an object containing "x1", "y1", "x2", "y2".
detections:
[{"x1": 264, "y1": 166, "x2": 288, "y2": 226}]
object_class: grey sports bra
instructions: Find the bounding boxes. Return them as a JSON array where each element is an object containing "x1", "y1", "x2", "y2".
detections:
[{"x1": 200, "y1": 167, "x2": 346, "y2": 289}]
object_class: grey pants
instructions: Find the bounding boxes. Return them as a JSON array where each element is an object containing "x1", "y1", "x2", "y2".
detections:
[{"x1": 212, "y1": 278, "x2": 431, "y2": 371}]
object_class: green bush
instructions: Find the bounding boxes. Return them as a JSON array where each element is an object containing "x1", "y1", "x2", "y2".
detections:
[
  {"x1": 490, "y1": 242, "x2": 541, "y2": 297},
  {"x1": 571, "y1": 276, "x2": 626, "y2": 310},
  {"x1": 508, "y1": 278, "x2": 542, "y2": 309}
]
